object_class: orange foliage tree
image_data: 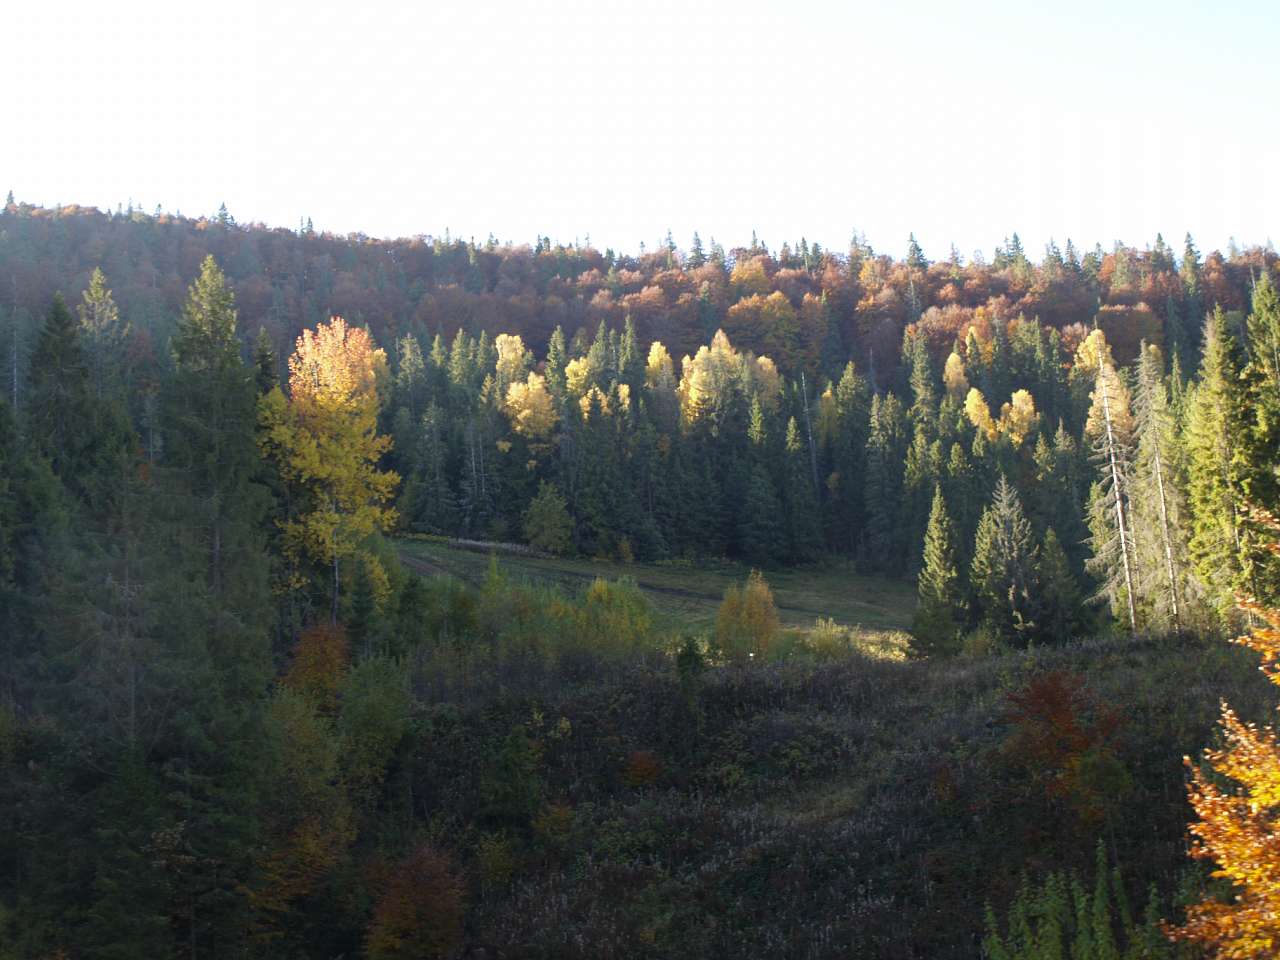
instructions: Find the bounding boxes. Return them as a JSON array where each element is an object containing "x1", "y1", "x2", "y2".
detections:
[
  {"x1": 1000, "y1": 670, "x2": 1128, "y2": 828},
  {"x1": 281, "y1": 622, "x2": 350, "y2": 714},
  {"x1": 365, "y1": 846, "x2": 465, "y2": 960},
  {"x1": 1166, "y1": 508, "x2": 1280, "y2": 957}
]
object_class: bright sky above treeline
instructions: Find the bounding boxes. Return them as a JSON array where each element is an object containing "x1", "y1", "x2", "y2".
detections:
[{"x1": 6, "y1": 0, "x2": 1277, "y2": 259}]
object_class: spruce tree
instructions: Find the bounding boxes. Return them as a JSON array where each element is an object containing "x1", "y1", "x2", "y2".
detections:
[
  {"x1": 863, "y1": 393, "x2": 907, "y2": 573},
  {"x1": 1038, "y1": 527, "x2": 1084, "y2": 644},
  {"x1": 1240, "y1": 271, "x2": 1280, "y2": 601},
  {"x1": 162, "y1": 255, "x2": 272, "y2": 705},
  {"x1": 1185, "y1": 308, "x2": 1250, "y2": 618},
  {"x1": 783, "y1": 416, "x2": 821, "y2": 562},
  {"x1": 545, "y1": 325, "x2": 568, "y2": 399},
  {"x1": 27, "y1": 293, "x2": 131, "y2": 506},
  {"x1": 828, "y1": 362, "x2": 870, "y2": 552},
  {"x1": 971, "y1": 474, "x2": 1039, "y2": 646},
  {"x1": 1131, "y1": 343, "x2": 1197, "y2": 634},
  {"x1": 912, "y1": 486, "x2": 964, "y2": 655},
  {"x1": 740, "y1": 463, "x2": 783, "y2": 565},
  {"x1": 76, "y1": 267, "x2": 129, "y2": 400},
  {"x1": 27, "y1": 294, "x2": 91, "y2": 476},
  {"x1": 252, "y1": 326, "x2": 277, "y2": 395}
]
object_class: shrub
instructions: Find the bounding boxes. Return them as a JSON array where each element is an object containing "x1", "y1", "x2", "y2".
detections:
[
  {"x1": 282, "y1": 623, "x2": 350, "y2": 713},
  {"x1": 366, "y1": 845, "x2": 465, "y2": 960},
  {"x1": 475, "y1": 833, "x2": 518, "y2": 893},
  {"x1": 480, "y1": 726, "x2": 543, "y2": 828},
  {"x1": 714, "y1": 569, "x2": 779, "y2": 663},
  {"x1": 523, "y1": 481, "x2": 572, "y2": 556},
  {"x1": 805, "y1": 617, "x2": 851, "y2": 661},
  {"x1": 623, "y1": 750, "x2": 663, "y2": 788}
]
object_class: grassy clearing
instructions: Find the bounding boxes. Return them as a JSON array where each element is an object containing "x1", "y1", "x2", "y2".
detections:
[{"x1": 395, "y1": 538, "x2": 917, "y2": 635}]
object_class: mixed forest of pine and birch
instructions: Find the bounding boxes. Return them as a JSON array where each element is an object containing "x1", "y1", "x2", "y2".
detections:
[{"x1": 4, "y1": 197, "x2": 1280, "y2": 958}]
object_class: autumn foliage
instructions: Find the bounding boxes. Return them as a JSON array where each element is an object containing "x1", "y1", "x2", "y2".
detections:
[
  {"x1": 1000, "y1": 670, "x2": 1127, "y2": 827},
  {"x1": 1166, "y1": 508, "x2": 1280, "y2": 957},
  {"x1": 282, "y1": 623, "x2": 351, "y2": 713},
  {"x1": 365, "y1": 845, "x2": 465, "y2": 960},
  {"x1": 715, "y1": 569, "x2": 780, "y2": 662}
]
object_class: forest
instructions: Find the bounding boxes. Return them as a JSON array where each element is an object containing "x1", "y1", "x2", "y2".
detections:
[{"x1": 3, "y1": 196, "x2": 1280, "y2": 958}]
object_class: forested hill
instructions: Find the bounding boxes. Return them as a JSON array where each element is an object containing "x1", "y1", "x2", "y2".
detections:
[
  {"x1": 8, "y1": 197, "x2": 1280, "y2": 955},
  {"x1": 1, "y1": 197, "x2": 1272, "y2": 391}
]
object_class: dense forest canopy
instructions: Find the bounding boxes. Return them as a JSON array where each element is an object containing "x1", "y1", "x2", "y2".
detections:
[
  {"x1": 4, "y1": 196, "x2": 1280, "y2": 957},
  {"x1": 2, "y1": 198, "x2": 1272, "y2": 388}
]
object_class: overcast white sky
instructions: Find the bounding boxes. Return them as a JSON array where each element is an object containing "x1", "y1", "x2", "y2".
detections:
[{"x1": 4, "y1": 0, "x2": 1277, "y2": 260}]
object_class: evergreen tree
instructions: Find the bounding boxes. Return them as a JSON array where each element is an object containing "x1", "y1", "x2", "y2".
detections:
[
  {"x1": 971, "y1": 474, "x2": 1039, "y2": 646},
  {"x1": 688, "y1": 231, "x2": 706, "y2": 268},
  {"x1": 1084, "y1": 359, "x2": 1138, "y2": 635},
  {"x1": 162, "y1": 254, "x2": 273, "y2": 704},
  {"x1": 399, "y1": 402, "x2": 456, "y2": 534},
  {"x1": 76, "y1": 267, "x2": 129, "y2": 400},
  {"x1": 523, "y1": 480, "x2": 572, "y2": 555},
  {"x1": 827, "y1": 362, "x2": 870, "y2": 552},
  {"x1": 545, "y1": 325, "x2": 568, "y2": 399},
  {"x1": 1131, "y1": 343, "x2": 1197, "y2": 633},
  {"x1": 1240, "y1": 271, "x2": 1280, "y2": 600},
  {"x1": 739, "y1": 463, "x2": 783, "y2": 566},
  {"x1": 252, "y1": 326, "x2": 277, "y2": 395},
  {"x1": 782, "y1": 417, "x2": 821, "y2": 562},
  {"x1": 27, "y1": 293, "x2": 130, "y2": 507},
  {"x1": 912, "y1": 486, "x2": 964, "y2": 655},
  {"x1": 1185, "y1": 308, "x2": 1251, "y2": 618},
  {"x1": 862, "y1": 393, "x2": 907, "y2": 573},
  {"x1": 906, "y1": 233, "x2": 927, "y2": 270},
  {"x1": 26, "y1": 294, "x2": 90, "y2": 475},
  {"x1": 1038, "y1": 527, "x2": 1085, "y2": 644},
  {"x1": 905, "y1": 330, "x2": 937, "y2": 428}
]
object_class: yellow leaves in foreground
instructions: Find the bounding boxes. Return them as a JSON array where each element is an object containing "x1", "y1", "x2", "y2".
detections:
[{"x1": 1167, "y1": 508, "x2": 1280, "y2": 955}]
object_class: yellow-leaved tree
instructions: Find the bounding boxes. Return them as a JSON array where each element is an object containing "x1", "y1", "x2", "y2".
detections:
[
  {"x1": 260, "y1": 316, "x2": 398, "y2": 621},
  {"x1": 1167, "y1": 506, "x2": 1280, "y2": 956}
]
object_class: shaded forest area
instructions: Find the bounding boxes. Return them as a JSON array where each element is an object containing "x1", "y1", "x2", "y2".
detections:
[{"x1": 4, "y1": 198, "x2": 1280, "y2": 957}]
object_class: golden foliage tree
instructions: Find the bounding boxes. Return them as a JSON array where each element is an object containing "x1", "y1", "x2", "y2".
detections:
[
  {"x1": 259, "y1": 316, "x2": 399, "y2": 621},
  {"x1": 1167, "y1": 507, "x2": 1280, "y2": 956},
  {"x1": 503, "y1": 371, "x2": 558, "y2": 439},
  {"x1": 715, "y1": 569, "x2": 780, "y2": 662},
  {"x1": 943, "y1": 350, "x2": 969, "y2": 400}
]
